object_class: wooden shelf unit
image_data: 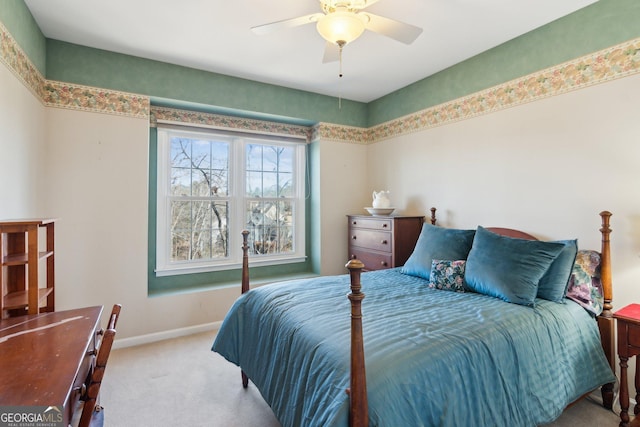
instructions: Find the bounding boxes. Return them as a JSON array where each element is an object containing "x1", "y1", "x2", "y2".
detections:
[{"x1": 0, "y1": 219, "x2": 56, "y2": 318}]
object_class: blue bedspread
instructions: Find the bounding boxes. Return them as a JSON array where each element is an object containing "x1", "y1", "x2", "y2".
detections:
[{"x1": 212, "y1": 268, "x2": 615, "y2": 427}]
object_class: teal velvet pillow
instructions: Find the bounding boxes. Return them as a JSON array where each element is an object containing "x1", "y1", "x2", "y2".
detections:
[
  {"x1": 537, "y1": 239, "x2": 578, "y2": 302},
  {"x1": 464, "y1": 226, "x2": 565, "y2": 307},
  {"x1": 400, "y1": 224, "x2": 475, "y2": 280}
]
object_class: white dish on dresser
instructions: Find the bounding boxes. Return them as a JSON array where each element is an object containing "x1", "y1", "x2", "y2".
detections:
[{"x1": 364, "y1": 207, "x2": 396, "y2": 216}]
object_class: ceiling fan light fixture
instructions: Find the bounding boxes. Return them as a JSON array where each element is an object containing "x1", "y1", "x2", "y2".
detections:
[{"x1": 316, "y1": 11, "x2": 366, "y2": 46}]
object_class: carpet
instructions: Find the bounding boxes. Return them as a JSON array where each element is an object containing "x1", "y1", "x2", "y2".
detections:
[{"x1": 100, "y1": 331, "x2": 621, "y2": 427}]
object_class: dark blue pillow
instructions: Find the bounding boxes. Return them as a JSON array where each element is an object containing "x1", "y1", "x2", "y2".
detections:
[
  {"x1": 537, "y1": 239, "x2": 578, "y2": 302},
  {"x1": 400, "y1": 223, "x2": 475, "y2": 280},
  {"x1": 464, "y1": 226, "x2": 565, "y2": 307}
]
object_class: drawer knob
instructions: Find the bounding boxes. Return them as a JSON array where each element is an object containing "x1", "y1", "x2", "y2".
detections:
[
  {"x1": 381, "y1": 240, "x2": 388, "y2": 244},
  {"x1": 381, "y1": 261, "x2": 388, "y2": 266},
  {"x1": 352, "y1": 235, "x2": 357, "y2": 240},
  {"x1": 73, "y1": 383, "x2": 87, "y2": 397},
  {"x1": 352, "y1": 221, "x2": 357, "y2": 225},
  {"x1": 351, "y1": 254, "x2": 356, "y2": 260},
  {"x1": 382, "y1": 224, "x2": 388, "y2": 228}
]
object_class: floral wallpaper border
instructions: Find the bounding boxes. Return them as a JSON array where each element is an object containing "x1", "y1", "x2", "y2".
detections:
[
  {"x1": 367, "y1": 37, "x2": 640, "y2": 143},
  {"x1": 312, "y1": 122, "x2": 369, "y2": 145},
  {"x1": 41, "y1": 80, "x2": 150, "y2": 118},
  {"x1": 0, "y1": 21, "x2": 149, "y2": 118},
  {"x1": 151, "y1": 106, "x2": 312, "y2": 141},
  {"x1": 0, "y1": 21, "x2": 45, "y2": 100},
  {"x1": 2, "y1": 20, "x2": 639, "y2": 143}
]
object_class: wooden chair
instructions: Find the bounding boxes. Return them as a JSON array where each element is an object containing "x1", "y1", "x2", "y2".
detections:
[{"x1": 78, "y1": 304, "x2": 121, "y2": 427}]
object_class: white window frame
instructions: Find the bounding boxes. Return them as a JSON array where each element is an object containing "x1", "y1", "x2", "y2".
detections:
[{"x1": 155, "y1": 124, "x2": 306, "y2": 276}]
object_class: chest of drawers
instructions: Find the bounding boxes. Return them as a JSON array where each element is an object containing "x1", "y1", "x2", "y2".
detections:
[{"x1": 347, "y1": 215, "x2": 424, "y2": 271}]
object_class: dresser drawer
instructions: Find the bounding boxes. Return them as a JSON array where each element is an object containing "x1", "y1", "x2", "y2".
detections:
[
  {"x1": 347, "y1": 214, "x2": 423, "y2": 271},
  {"x1": 349, "y1": 249, "x2": 392, "y2": 271},
  {"x1": 349, "y1": 217, "x2": 392, "y2": 231},
  {"x1": 350, "y1": 229, "x2": 392, "y2": 253}
]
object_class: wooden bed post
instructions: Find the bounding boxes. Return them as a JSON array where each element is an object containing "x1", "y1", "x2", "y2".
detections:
[
  {"x1": 241, "y1": 229, "x2": 250, "y2": 388},
  {"x1": 597, "y1": 211, "x2": 615, "y2": 409},
  {"x1": 429, "y1": 207, "x2": 437, "y2": 225},
  {"x1": 346, "y1": 259, "x2": 369, "y2": 427}
]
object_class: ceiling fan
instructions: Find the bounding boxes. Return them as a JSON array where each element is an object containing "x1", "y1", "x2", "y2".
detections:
[{"x1": 251, "y1": 0, "x2": 423, "y2": 63}]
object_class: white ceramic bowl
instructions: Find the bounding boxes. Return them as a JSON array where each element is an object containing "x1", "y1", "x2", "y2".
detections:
[{"x1": 364, "y1": 207, "x2": 395, "y2": 216}]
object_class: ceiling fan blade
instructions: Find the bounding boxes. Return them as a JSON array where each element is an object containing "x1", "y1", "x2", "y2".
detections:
[
  {"x1": 322, "y1": 42, "x2": 340, "y2": 63},
  {"x1": 360, "y1": 0, "x2": 383, "y2": 8},
  {"x1": 360, "y1": 12, "x2": 423, "y2": 44},
  {"x1": 251, "y1": 13, "x2": 324, "y2": 36}
]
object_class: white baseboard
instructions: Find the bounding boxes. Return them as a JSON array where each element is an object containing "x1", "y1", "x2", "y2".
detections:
[{"x1": 113, "y1": 321, "x2": 222, "y2": 349}]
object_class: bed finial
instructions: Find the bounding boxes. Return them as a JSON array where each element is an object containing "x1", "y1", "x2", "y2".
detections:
[
  {"x1": 345, "y1": 259, "x2": 369, "y2": 427},
  {"x1": 240, "y1": 230, "x2": 251, "y2": 389},
  {"x1": 597, "y1": 211, "x2": 615, "y2": 409},
  {"x1": 599, "y1": 211, "x2": 613, "y2": 316},
  {"x1": 430, "y1": 207, "x2": 437, "y2": 225},
  {"x1": 241, "y1": 230, "x2": 250, "y2": 295}
]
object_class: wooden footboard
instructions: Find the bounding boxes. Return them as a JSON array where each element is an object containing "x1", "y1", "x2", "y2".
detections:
[
  {"x1": 597, "y1": 211, "x2": 615, "y2": 409},
  {"x1": 346, "y1": 259, "x2": 368, "y2": 427}
]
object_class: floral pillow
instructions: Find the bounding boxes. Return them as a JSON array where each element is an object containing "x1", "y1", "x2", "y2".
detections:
[
  {"x1": 429, "y1": 260, "x2": 466, "y2": 292},
  {"x1": 566, "y1": 250, "x2": 604, "y2": 316}
]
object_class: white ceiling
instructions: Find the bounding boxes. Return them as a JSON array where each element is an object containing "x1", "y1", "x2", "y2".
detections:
[{"x1": 24, "y1": 0, "x2": 598, "y2": 103}]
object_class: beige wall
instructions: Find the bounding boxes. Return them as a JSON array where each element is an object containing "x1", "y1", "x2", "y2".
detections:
[
  {"x1": 41, "y1": 108, "x2": 249, "y2": 340},
  {"x1": 368, "y1": 73, "x2": 640, "y2": 309},
  {"x1": 0, "y1": 63, "x2": 46, "y2": 217},
  {"x1": 3, "y1": 48, "x2": 640, "y2": 342},
  {"x1": 318, "y1": 139, "x2": 369, "y2": 275}
]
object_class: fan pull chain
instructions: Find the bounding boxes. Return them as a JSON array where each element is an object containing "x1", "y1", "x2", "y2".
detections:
[
  {"x1": 338, "y1": 41, "x2": 345, "y2": 109},
  {"x1": 339, "y1": 46, "x2": 342, "y2": 109},
  {"x1": 339, "y1": 44, "x2": 344, "y2": 78}
]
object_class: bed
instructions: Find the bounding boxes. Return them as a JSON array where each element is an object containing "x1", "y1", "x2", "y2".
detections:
[{"x1": 212, "y1": 210, "x2": 616, "y2": 427}]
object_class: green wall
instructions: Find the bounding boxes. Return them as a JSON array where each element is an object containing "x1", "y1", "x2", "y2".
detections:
[
  {"x1": 0, "y1": 0, "x2": 46, "y2": 74},
  {"x1": 45, "y1": 39, "x2": 368, "y2": 128},
  {"x1": 368, "y1": 0, "x2": 640, "y2": 126}
]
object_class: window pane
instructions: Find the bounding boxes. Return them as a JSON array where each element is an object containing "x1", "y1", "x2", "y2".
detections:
[
  {"x1": 262, "y1": 172, "x2": 278, "y2": 197},
  {"x1": 278, "y1": 147, "x2": 293, "y2": 173},
  {"x1": 170, "y1": 137, "x2": 229, "y2": 197},
  {"x1": 246, "y1": 144, "x2": 263, "y2": 171},
  {"x1": 211, "y1": 169, "x2": 228, "y2": 196},
  {"x1": 278, "y1": 172, "x2": 293, "y2": 197},
  {"x1": 246, "y1": 171, "x2": 262, "y2": 197},
  {"x1": 245, "y1": 143, "x2": 295, "y2": 197},
  {"x1": 191, "y1": 140, "x2": 211, "y2": 169},
  {"x1": 171, "y1": 167, "x2": 191, "y2": 196},
  {"x1": 245, "y1": 200, "x2": 294, "y2": 255},
  {"x1": 170, "y1": 200, "x2": 229, "y2": 261},
  {"x1": 170, "y1": 138, "x2": 193, "y2": 168}
]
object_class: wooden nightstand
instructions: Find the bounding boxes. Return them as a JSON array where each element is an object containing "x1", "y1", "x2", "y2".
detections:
[{"x1": 614, "y1": 304, "x2": 640, "y2": 427}]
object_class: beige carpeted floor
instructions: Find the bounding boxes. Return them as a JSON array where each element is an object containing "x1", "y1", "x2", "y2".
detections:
[{"x1": 100, "y1": 331, "x2": 622, "y2": 427}]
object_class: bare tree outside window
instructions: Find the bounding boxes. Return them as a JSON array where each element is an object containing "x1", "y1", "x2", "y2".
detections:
[
  {"x1": 157, "y1": 126, "x2": 305, "y2": 275},
  {"x1": 170, "y1": 137, "x2": 229, "y2": 262},
  {"x1": 167, "y1": 138, "x2": 296, "y2": 261},
  {"x1": 245, "y1": 144, "x2": 295, "y2": 255}
]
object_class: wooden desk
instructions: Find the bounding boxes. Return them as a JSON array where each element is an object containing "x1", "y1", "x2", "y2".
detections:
[{"x1": 0, "y1": 306, "x2": 103, "y2": 426}]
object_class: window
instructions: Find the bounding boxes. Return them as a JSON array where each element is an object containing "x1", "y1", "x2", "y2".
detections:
[{"x1": 156, "y1": 126, "x2": 306, "y2": 276}]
